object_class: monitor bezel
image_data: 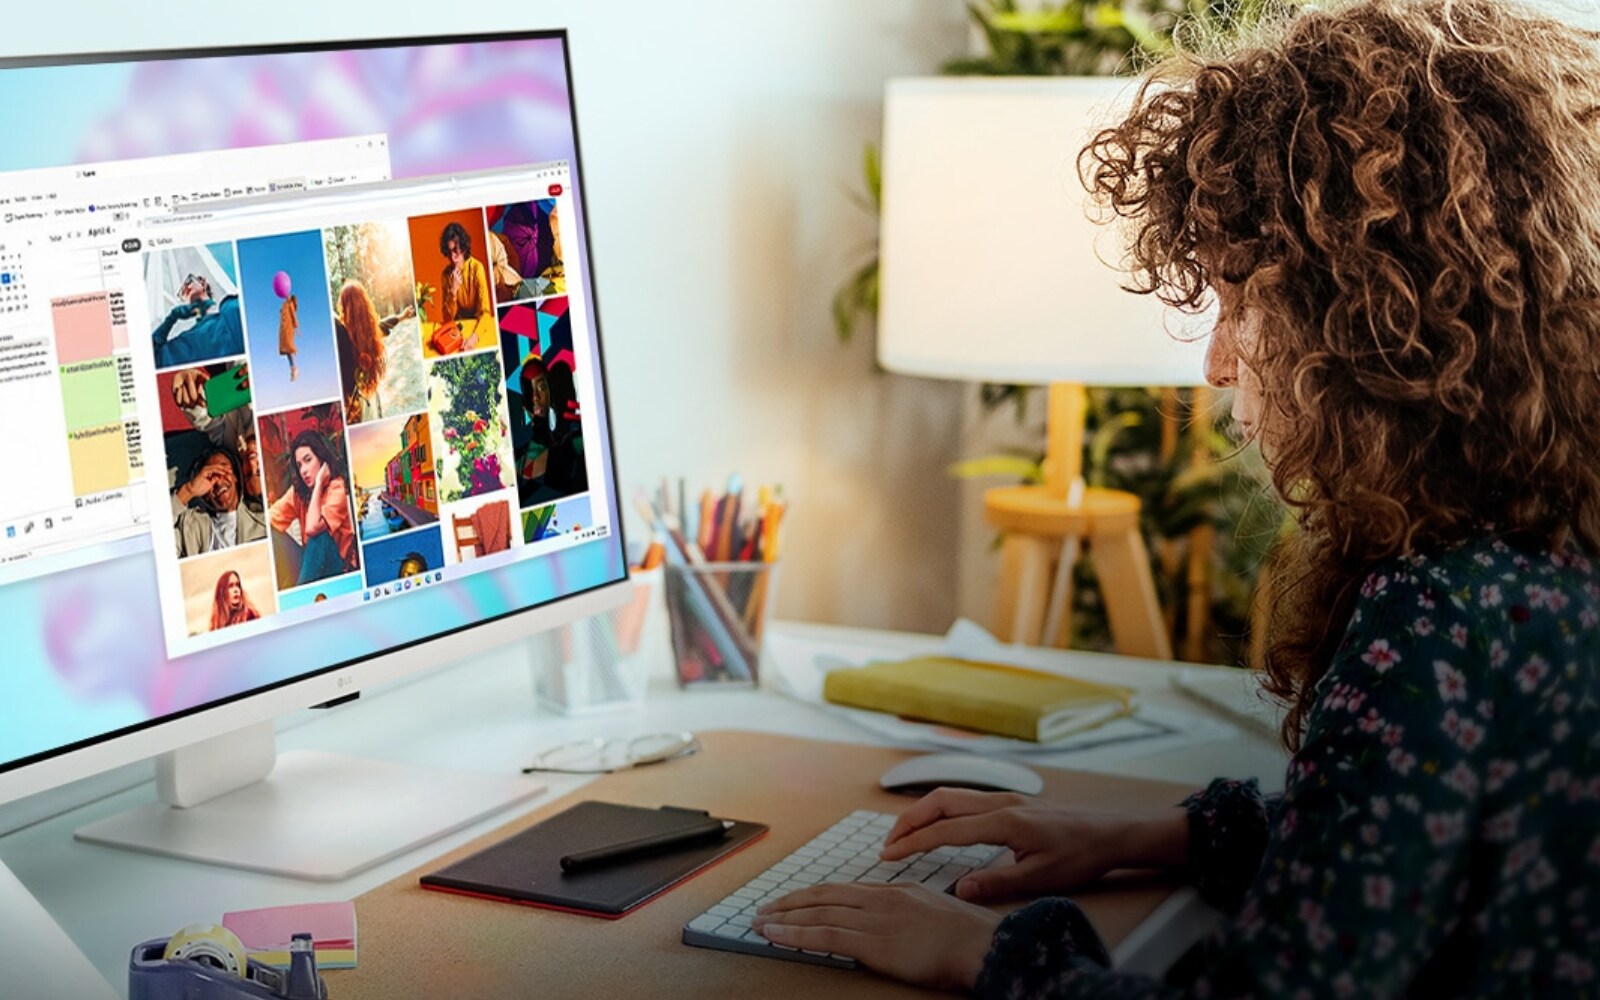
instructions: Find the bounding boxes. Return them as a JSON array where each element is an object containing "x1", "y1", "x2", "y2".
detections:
[{"x1": 0, "y1": 27, "x2": 634, "y2": 805}]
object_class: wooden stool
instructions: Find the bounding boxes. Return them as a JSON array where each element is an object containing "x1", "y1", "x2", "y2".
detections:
[{"x1": 987, "y1": 483, "x2": 1172, "y2": 659}]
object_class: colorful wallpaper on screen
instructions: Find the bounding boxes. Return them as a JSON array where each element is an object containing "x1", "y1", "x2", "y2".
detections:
[{"x1": 0, "y1": 35, "x2": 625, "y2": 770}]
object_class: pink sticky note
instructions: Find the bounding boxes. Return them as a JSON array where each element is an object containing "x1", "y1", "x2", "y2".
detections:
[{"x1": 222, "y1": 901, "x2": 356, "y2": 950}]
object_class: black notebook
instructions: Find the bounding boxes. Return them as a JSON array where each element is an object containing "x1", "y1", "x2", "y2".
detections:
[{"x1": 420, "y1": 801, "x2": 768, "y2": 918}]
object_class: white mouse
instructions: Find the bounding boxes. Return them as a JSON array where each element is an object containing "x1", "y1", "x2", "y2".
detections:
[{"x1": 879, "y1": 753, "x2": 1044, "y2": 796}]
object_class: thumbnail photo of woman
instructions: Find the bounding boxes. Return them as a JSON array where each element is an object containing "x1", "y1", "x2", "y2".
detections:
[
  {"x1": 210, "y1": 569, "x2": 261, "y2": 630},
  {"x1": 260, "y1": 403, "x2": 360, "y2": 591},
  {"x1": 500, "y1": 298, "x2": 587, "y2": 507},
  {"x1": 487, "y1": 199, "x2": 565, "y2": 302},
  {"x1": 176, "y1": 544, "x2": 277, "y2": 637},
  {"x1": 409, "y1": 209, "x2": 499, "y2": 358},
  {"x1": 238, "y1": 230, "x2": 341, "y2": 412},
  {"x1": 324, "y1": 220, "x2": 425, "y2": 424},
  {"x1": 144, "y1": 242, "x2": 244, "y2": 370}
]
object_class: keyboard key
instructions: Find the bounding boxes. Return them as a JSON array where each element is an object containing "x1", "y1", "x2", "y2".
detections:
[
  {"x1": 688, "y1": 914, "x2": 726, "y2": 933},
  {"x1": 921, "y1": 865, "x2": 972, "y2": 894}
]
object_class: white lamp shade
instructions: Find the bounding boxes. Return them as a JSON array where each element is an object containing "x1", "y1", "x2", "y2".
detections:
[{"x1": 877, "y1": 77, "x2": 1213, "y2": 386}]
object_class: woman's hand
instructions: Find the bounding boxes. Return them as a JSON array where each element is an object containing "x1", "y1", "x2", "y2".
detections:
[
  {"x1": 882, "y1": 789, "x2": 1190, "y2": 902},
  {"x1": 176, "y1": 464, "x2": 223, "y2": 505},
  {"x1": 315, "y1": 463, "x2": 332, "y2": 491},
  {"x1": 171, "y1": 369, "x2": 208, "y2": 410},
  {"x1": 754, "y1": 883, "x2": 999, "y2": 992}
]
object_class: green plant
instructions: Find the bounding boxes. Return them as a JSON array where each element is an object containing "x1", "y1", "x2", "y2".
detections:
[{"x1": 431, "y1": 352, "x2": 512, "y2": 502}]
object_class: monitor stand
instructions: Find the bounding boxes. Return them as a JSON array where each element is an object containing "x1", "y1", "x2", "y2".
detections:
[{"x1": 73, "y1": 722, "x2": 545, "y2": 881}]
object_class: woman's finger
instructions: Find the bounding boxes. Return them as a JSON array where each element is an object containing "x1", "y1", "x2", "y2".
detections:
[
  {"x1": 880, "y1": 811, "x2": 1015, "y2": 861},
  {"x1": 757, "y1": 882, "x2": 879, "y2": 916},
  {"x1": 884, "y1": 789, "x2": 1019, "y2": 849},
  {"x1": 953, "y1": 854, "x2": 1052, "y2": 902},
  {"x1": 756, "y1": 922, "x2": 872, "y2": 957},
  {"x1": 752, "y1": 904, "x2": 881, "y2": 933}
]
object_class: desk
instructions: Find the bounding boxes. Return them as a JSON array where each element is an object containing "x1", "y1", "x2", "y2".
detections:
[{"x1": 0, "y1": 621, "x2": 1288, "y2": 997}]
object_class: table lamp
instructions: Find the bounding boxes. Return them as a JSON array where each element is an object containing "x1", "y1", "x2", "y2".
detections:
[{"x1": 878, "y1": 76, "x2": 1213, "y2": 659}]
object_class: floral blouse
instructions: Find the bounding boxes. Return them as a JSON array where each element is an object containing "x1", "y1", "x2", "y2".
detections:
[{"x1": 974, "y1": 535, "x2": 1599, "y2": 998}]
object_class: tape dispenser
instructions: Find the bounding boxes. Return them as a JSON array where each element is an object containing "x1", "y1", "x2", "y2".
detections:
[{"x1": 129, "y1": 922, "x2": 327, "y2": 1000}]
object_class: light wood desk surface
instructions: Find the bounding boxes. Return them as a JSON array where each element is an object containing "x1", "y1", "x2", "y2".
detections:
[{"x1": 0, "y1": 621, "x2": 1289, "y2": 997}]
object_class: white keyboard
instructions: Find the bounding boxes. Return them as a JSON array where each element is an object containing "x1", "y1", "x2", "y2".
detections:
[{"x1": 682, "y1": 809, "x2": 1002, "y2": 969}]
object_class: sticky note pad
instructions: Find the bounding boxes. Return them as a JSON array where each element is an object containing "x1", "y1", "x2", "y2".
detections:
[{"x1": 222, "y1": 901, "x2": 357, "y2": 969}]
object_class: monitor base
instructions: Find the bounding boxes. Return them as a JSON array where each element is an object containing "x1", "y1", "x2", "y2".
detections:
[{"x1": 73, "y1": 749, "x2": 546, "y2": 881}]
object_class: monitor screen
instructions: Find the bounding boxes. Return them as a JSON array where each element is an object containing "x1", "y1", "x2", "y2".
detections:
[{"x1": 0, "y1": 33, "x2": 627, "y2": 785}]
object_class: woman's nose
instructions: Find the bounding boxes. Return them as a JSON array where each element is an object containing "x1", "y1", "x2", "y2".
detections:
[{"x1": 1205, "y1": 326, "x2": 1238, "y2": 389}]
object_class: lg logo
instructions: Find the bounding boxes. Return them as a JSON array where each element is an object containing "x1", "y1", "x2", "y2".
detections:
[{"x1": 336, "y1": 674, "x2": 354, "y2": 690}]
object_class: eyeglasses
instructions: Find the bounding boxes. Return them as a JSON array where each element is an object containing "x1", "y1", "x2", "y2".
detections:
[{"x1": 520, "y1": 732, "x2": 701, "y2": 775}]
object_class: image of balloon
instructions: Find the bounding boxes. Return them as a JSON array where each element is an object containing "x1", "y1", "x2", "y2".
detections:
[{"x1": 272, "y1": 271, "x2": 292, "y2": 299}]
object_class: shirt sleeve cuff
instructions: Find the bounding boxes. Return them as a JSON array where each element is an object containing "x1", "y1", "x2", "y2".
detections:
[
  {"x1": 1182, "y1": 777, "x2": 1271, "y2": 914},
  {"x1": 972, "y1": 897, "x2": 1110, "y2": 998}
]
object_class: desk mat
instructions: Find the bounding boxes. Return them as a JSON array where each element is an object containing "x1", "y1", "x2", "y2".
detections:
[{"x1": 328, "y1": 730, "x2": 1197, "y2": 1000}]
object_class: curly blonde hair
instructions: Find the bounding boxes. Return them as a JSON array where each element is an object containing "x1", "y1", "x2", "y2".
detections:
[{"x1": 1081, "y1": 0, "x2": 1600, "y2": 748}]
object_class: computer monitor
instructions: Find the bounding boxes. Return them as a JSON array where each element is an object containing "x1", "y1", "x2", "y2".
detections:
[{"x1": 0, "y1": 32, "x2": 630, "y2": 879}]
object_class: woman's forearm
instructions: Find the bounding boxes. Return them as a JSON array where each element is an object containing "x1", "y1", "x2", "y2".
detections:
[
  {"x1": 1116, "y1": 809, "x2": 1191, "y2": 870},
  {"x1": 304, "y1": 486, "x2": 327, "y2": 535}
]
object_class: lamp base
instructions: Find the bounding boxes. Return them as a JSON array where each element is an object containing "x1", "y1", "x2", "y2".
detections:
[{"x1": 985, "y1": 484, "x2": 1172, "y2": 660}]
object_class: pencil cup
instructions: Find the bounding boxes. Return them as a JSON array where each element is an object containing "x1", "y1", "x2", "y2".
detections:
[
  {"x1": 532, "y1": 568, "x2": 663, "y2": 714},
  {"x1": 663, "y1": 560, "x2": 779, "y2": 688}
]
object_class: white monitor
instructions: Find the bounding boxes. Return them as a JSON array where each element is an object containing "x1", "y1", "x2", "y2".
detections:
[{"x1": 0, "y1": 32, "x2": 631, "y2": 880}]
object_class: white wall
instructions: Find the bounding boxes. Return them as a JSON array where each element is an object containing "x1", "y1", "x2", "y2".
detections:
[{"x1": 2, "y1": 0, "x2": 972, "y2": 634}]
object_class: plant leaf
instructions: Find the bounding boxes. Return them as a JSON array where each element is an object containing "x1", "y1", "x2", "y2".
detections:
[{"x1": 862, "y1": 143, "x2": 882, "y2": 209}]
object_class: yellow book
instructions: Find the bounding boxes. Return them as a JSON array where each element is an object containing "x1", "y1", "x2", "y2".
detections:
[{"x1": 822, "y1": 656, "x2": 1135, "y2": 742}]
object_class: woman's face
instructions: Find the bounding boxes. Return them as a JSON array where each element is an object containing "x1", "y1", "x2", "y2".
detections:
[
  {"x1": 240, "y1": 434, "x2": 261, "y2": 492},
  {"x1": 1206, "y1": 284, "x2": 1267, "y2": 445},
  {"x1": 178, "y1": 274, "x2": 211, "y2": 303},
  {"x1": 294, "y1": 445, "x2": 323, "y2": 488},
  {"x1": 446, "y1": 237, "x2": 465, "y2": 268},
  {"x1": 225, "y1": 573, "x2": 243, "y2": 609},
  {"x1": 530, "y1": 373, "x2": 550, "y2": 417}
]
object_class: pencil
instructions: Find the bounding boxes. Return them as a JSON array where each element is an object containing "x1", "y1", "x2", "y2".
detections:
[{"x1": 697, "y1": 489, "x2": 716, "y2": 554}]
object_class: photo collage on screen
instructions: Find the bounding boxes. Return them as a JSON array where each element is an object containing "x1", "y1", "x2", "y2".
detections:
[{"x1": 144, "y1": 192, "x2": 594, "y2": 642}]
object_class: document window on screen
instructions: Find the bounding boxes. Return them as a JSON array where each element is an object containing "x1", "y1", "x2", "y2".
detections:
[
  {"x1": 0, "y1": 136, "x2": 392, "y2": 583},
  {"x1": 125, "y1": 165, "x2": 611, "y2": 658}
]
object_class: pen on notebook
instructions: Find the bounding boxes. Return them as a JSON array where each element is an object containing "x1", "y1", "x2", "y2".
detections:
[{"x1": 559, "y1": 818, "x2": 733, "y2": 872}]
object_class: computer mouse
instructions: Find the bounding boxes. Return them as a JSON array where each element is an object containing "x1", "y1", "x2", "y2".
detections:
[{"x1": 879, "y1": 753, "x2": 1044, "y2": 796}]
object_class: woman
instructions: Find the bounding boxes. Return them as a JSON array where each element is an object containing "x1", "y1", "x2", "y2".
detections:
[
  {"x1": 278, "y1": 291, "x2": 299, "y2": 383},
  {"x1": 516, "y1": 351, "x2": 587, "y2": 504},
  {"x1": 438, "y1": 221, "x2": 492, "y2": 350},
  {"x1": 335, "y1": 279, "x2": 414, "y2": 423},
  {"x1": 268, "y1": 430, "x2": 358, "y2": 586},
  {"x1": 209, "y1": 570, "x2": 260, "y2": 631},
  {"x1": 755, "y1": 0, "x2": 1600, "y2": 995}
]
